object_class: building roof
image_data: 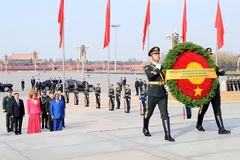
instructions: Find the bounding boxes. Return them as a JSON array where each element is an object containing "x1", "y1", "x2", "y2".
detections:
[{"x1": 8, "y1": 53, "x2": 43, "y2": 61}]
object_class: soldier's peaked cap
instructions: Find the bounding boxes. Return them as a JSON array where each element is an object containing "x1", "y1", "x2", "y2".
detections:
[
  {"x1": 206, "y1": 47, "x2": 212, "y2": 53},
  {"x1": 148, "y1": 46, "x2": 160, "y2": 56}
]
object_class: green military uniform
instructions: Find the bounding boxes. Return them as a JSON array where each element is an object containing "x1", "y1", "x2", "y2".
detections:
[
  {"x1": 142, "y1": 46, "x2": 174, "y2": 142},
  {"x1": 124, "y1": 86, "x2": 131, "y2": 113},
  {"x1": 2, "y1": 93, "x2": 14, "y2": 132},
  {"x1": 46, "y1": 92, "x2": 55, "y2": 131},
  {"x1": 84, "y1": 85, "x2": 90, "y2": 107},
  {"x1": 115, "y1": 83, "x2": 121, "y2": 109},
  {"x1": 64, "y1": 82, "x2": 69, "y2": 103},
  {"x1": 226, "y1": 77, "x2": 231, "y2": 91},
  {"x1": 196, "y1": 47, "x2": 230, "y2": 135},
  {"x1": 109, "y1": 86, "x2": 115, "y2": 111},
  {"x1": 234, "y1": 78, "x2": 238, "y2": 91},
  {"x1": 73, "y1": 83, "x2": 79, "y2": 105},
  {"x1": 94, "y1": 85, "x2": 101, "y2": 109}
]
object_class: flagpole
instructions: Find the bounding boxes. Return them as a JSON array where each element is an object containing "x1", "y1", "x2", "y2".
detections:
[
  {"x1": 215, "y1": 36, "x2": 218, "y2": 64},
  {"x1": 62, "y1": 19, "x2": 65, "y2": 92},
  {"x1": 107, "y1": 43, "x2": 110, "y2": 93}
]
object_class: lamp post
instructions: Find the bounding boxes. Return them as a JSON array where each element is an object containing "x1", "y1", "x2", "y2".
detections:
[
  {"x1": 3, "y1": 54, "x2": 8, "y2": 74},
  {"x1": 77, "y1": 45, "x2": 88, "y2": 78},
  {"x1": 166, "y1": 31, "x2": 181, "y2": 49},
  {"x1": 32, "y1": 51, "x2": 39, "y2": 76},
  {"x1": 111, "y1": 24, "x2": 120, "y2": 73}
]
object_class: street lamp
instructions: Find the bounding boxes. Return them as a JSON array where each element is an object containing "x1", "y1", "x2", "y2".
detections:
[
  {"x1": 3, "y1": 54, "x2": 8, "y2": 74},
  {"x1": 111, "y1": 24, "x2": 120, "y2": 73},
  {"x1": 77, "y1": 45, "x2": 88, "y2": 78},
  {"x1": 32, "y1": 51, "x2": 39, "y2": 75},
  {"x1": 166, "y1": 31, "x2": 181, "y2": 49}
]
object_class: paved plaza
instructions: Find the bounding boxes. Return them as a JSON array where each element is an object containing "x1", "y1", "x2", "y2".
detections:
[{"x1": 0, "y1": 72, "x2": 239, "y2": 160}]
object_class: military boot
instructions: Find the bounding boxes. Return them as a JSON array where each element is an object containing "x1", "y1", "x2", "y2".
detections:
[
  {"x1": 215, "y1": 115, "x2": 231, "y2": 134},
  {"x1": 196, "y1": 114, "x2": 205, "y2": 131},
  {"x1": 162, "y1": 119, "x2": 175, "y2": 142},
  {"x1": 142, "y1": 118, "x2": 151, "y2": 137}
]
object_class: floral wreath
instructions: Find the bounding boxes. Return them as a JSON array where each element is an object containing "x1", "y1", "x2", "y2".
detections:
[{"x1": 162, "y1": 42, "x2": 218, "y2": 107}]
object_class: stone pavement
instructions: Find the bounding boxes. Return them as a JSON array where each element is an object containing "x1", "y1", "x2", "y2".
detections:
[{"x1": 0, "y1": 72, "x2": 239, "y2": 160}]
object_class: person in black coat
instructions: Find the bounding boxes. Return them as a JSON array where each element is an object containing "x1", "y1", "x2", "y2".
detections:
[
  {"x1": 11, "y1": 93, "x2": 25, "y2": 135},
  {"x1": 36, "y1": 79, "x2": 42, "y2": 96},
  {"x1": 135, "y1": 78, "x2": 140, "y2": 96},
  {"x1": 21, "y1": 79, "x2": 25, "y2": 91},
  {"x1": 31, "y1": 76, "x2": 35, "y2": 90}
]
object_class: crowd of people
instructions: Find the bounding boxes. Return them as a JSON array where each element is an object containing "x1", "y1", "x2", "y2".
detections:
[{"x1": 226, "y1": 76, "x2": 240, "y2": 91}]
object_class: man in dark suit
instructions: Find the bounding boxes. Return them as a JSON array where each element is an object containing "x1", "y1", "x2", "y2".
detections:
[
  {"x1": 10, "y1": 93, "x2": 25, "y2": 135},
  {"x1": 36, "y1": 79, "x2": 42, "y2": 96},
  {"x1": 21, "y1": 79, "x2": 25, "y2": 91},
  {"x1": 31, "y1": 76, "x2": 36, "y2": 90},
  {"x1": 135, "y1": 78, "x2": 140, "y2": 96},
  {"x1": 50, "y1": 93, "x2": 65, "y2": 131},
  {"x1": 143, "y1": 46, "x2": 175, "y2": 142}
]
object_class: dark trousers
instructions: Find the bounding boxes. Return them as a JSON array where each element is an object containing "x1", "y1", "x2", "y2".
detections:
[
  {"x1": 37, "y1": 88, "x2": 41, "y2": 96},
  {"x1": 135, "y1": 87, "x2": 139, "y2": 95},
  {"x1": 48, "y1": 115, "x2": 54, "y2": 131},
  {"x1": 31, "y1": 83, "x2": 35, "y2": 90},
  {"x1": 109, "y1": 97, "x2": 114, "y2": 109},
  {"x1": 198, "y1": 93, "x2": 221, "y2": 119},
  {"x1": 41, "y1": 111, "x2": 48, "y2": 128},
  {"x1": 95, "y1": 94, "x2": 100, "y2": 108},
  {"x1": 54, "y1": 118, "x2": 63, "y2": 131},
  {"x1": 14, "y1": 117, "x2": 23, "y2": 134},
  {"x1": 144, "y1": 96, "x2": 169, "y2": 120},
  {"x1": 116, "y1": 95, "x2": 121, "y2": 108},
  {"x1": 65, "y1": 92, "x2": 69, "y2": 102},
  {"x1": 141, "y1": 98, "x2": 146, "y2": 113},
  {"x1": 85, "y1": 94, "x2": 89, "y2": 106},
  {"x1": 125, "y1": 97, "x2": 131, "y2": 111},
  {"x1": 6, "y1": 113, "x2": 14, "y2": 131}
]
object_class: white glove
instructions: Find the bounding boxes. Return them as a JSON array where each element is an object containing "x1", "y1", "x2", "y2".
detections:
[
  {"x1": 3, "y1": 112, "x2": 6, "y2": 115},
  {"x1": 156, "y1": 63, "x2": 161, "y2": 70}
]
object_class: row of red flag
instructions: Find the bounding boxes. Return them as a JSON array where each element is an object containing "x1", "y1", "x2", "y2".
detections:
[{"x1": 57, "y1": 0, "x2": 225, "y2": 51}]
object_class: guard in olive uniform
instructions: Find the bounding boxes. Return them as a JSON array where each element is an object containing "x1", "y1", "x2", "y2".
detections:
[
  {"x1": 108, "y1": 83, "x2": 115, "y2": 111},
  {"x1": 64, "y1": 81, "x2": 69, "y2": 103},
  {"x1": 143, "y1": 46, "x2": 175, "y2": 142},
  {"x1": 124, "y1": 83, "x2": 131, "y2": 113},
  {"x1": 115, "y1": 82, "x2": 122, "y2": 109},
  {"x1": 2, "y1": 90, "x2": 14, "y2": 132},
  {"x1": 196, "y1": 47, "x2": 230, "y2": 134},
  {"x1": 226, "y1": 76, "x2": 231, "y2": 91},
  {"x1": 40, "y1": 90, "x2": 49, "y2": 129},
  {"x1": 94, "y1": 82, "x2": 101, "y2": 109},
  {"x1": 73, "y1": 81, "x2": 79, "y2": 105},
  {"x1": 46, "y1": 90, "x2": 55, "y2": 131},
  {"x1": 84, "y1": 82, "x2": 90, "y2": 107}
]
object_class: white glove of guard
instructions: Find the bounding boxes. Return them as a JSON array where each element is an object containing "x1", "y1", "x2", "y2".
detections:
[{"x1": 156, "y1": 63, "x2": 161, "y2": 70}]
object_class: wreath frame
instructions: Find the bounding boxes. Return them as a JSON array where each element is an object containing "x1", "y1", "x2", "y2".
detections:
[{"x1": 163, "y1": 42, "x2": 218, "y2": 107}]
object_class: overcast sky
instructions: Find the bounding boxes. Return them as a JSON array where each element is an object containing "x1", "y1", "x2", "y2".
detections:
[{"x1": 0, "y1": 0, "x2": 239, "y2": 61}]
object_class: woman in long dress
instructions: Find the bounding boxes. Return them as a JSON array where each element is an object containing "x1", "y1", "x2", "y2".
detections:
[{"x1": 27, "y1": 90, "x2": 41, "y2": 134}]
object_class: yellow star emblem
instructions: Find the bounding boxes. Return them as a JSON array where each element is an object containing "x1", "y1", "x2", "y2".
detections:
[{"x1": 194, "y1": 86, "x2": 202, "y2": 96}]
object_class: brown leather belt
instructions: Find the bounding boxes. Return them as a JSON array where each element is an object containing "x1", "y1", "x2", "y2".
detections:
[{"x1": 148, "y1": 81, "x2": 165, "y2": 85}]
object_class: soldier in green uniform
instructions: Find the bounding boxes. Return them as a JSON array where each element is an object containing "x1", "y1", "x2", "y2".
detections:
[
  {"x1": 124, "y1": 83, "x2": 131, "y2": 113},
  {"x1": 108, "y1": 83, "x2": 115, "y2": 111},
  {"x1": 143, "y1": 46, "x2": 175, "y2": 142},
  {"x1": 226, "y1": 76, "x2": 231, "y2": 91},
  {"x1": 234, "y1": 76, "x2": 238, "y2": 91},
  {"x1": 73, "y1": 81, "x2": 79, "y2": 105},
  {"x1": 84, "y1": 82, "x2": 90, "y2": 107},
  {"x1": 94, "y1": 82, "x2": 101, "y2": 109},
  {"x1": 196, "y1": 47, "x2": 230, "y2": 134},
  {"x1": 2, "y1": 90, "x2": 14, "y2": 132},
  {"x1": 115, "y1": 82, "x2": 122, "y2": 109},
  {"x1": 64, "y1": 80, "x2": 69, "y2": 103},
  {"x1": 46, "y1": 90, "x2": 55, "y2": 131}
]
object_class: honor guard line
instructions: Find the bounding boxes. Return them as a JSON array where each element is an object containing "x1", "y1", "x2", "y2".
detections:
[{"x1": 165, "y1": 69, "x2": 217, "y2": 80}]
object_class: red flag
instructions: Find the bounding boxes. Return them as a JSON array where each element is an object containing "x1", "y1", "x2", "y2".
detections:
[
  {"x1": 215, "y1": 0, "x2": 224, "y2": 50},
  {"x1": 103, "y1": 0, "x2": 110, "y2": 49},
  {"x1": 142, "y1": 0, "x2": 150, "y2": 50},
  {"x1": 58, "y1": 0, "x2": 64, "y2": 48},
  {"x1": 182, "y1": 0, "x2": 187, "y2": 42}
]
